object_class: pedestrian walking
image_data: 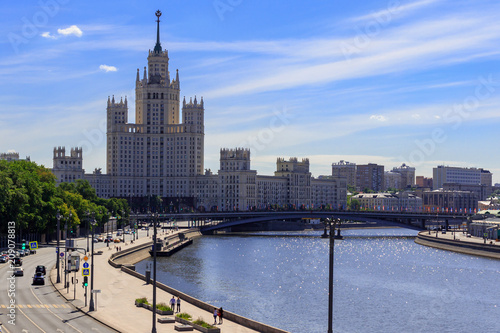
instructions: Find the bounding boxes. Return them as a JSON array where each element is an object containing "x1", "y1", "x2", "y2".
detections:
[
  {"x1": 213, "y1": 308, "x2": 218, "y2": 325},
  {"x1": 218, "y1": 307, "x2": 223, "y2": 324},
  {"x1": 170, "y1": 296, "x2": 176, "y2": 311},
  {"x1": 176, "y1": 297, "x2": 181, "y2": 312}
]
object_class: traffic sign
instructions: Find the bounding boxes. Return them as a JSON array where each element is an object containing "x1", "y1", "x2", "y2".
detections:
[
  {"x1": 92, "y1": 289, "x2": 101, "y2": 293},
  {"x1": 82, "y1": 268, "x2": 90, "y2": 276},
  {"x1": 60, "y1": 252, "x2": 64, "y2": 257},
  {"x1": 29, "y1": 241, "x2": 38, "y2": 250},
  {"x1": 83, "y1": 262, "x2": 89, "y2": 269},
  {"x1": 83, "y1": 256, "x2": 89, "y2": 261}
]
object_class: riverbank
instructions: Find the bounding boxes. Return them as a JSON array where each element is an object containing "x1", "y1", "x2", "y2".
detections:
[
  {"x1": 415, "y1": 230, "x2": 500, "y2": 260},
  {"x1": 50, "y1": 228, "x2": 289, "y2": 333}
]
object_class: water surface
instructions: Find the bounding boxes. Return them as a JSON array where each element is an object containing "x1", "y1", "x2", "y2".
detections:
[{"x1": 136, "y1": 228, "x2": 500, "y2": 332}]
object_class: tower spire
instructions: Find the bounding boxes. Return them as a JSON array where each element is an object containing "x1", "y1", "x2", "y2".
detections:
[{"x1": 154, "y1": 10, "x2": 162, "y2": 54}]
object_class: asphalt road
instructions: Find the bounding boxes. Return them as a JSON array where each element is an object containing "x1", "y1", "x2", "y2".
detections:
[{"x1": 0, "y1": 246, "x2": 117, "y2": 333}]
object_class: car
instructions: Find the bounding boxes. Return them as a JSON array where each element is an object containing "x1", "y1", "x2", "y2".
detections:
[
  {"x1": 29, "y1": 249, "x2": 37, "y2": 254},
  {"x1": 97, "y1": 236, "x2": 104, "y2": 242},
  {"x1": 18, "y1": 250, "x2": 25, "y2": 257},
  {"x1": 12, "y1": 257, "x2": 22, "y2": 266},
  {"x1": 0, "y1": 255, "x2": 9, "y2": 263},
  {"x1": 113, "y1": 238, "x2": 121, "y2": 243},
  {"x1": 93, "y1": 237, "x2": 99, "y2": 243},
  {"x1": 125, "y1": 230, "x2": 132, "y2": 234},
  {"x1": 32, "y1": 272, "x2": 44, "y2": 285},
  {"x1": 13, "y1": 267, "x2": 23, "y2": 276},
  {"x1": 35, "y1": 265, "x2": 46, "y2": 275}
]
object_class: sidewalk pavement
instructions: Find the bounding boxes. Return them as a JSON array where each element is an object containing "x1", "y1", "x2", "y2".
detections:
[
  {"x1": 423, "y1": 229, "x2": 500, "y2": 245},
  {"x1": 50, "y1": 230, "x2": 259, "y2": 333}
]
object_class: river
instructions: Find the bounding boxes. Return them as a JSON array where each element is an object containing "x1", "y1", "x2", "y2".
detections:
[{"x1": 135, "y1": 228, "x2": 500, "y2": 333}]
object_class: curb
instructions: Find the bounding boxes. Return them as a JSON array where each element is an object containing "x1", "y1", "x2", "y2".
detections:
[
  {"x1": 415, "y1": 233, "x2": 500, "y2": 260},
  {"x1": 49, "y1": 264, "x2": 121, "y2": 332}
]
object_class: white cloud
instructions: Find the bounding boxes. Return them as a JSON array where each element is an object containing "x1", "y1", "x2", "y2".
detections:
[
  {"x1": 41, "y1": 32, "x2": 57, "y2": 39},
  {"x1": 57, "y1": 25, "x2": 83, "y2": 37},
  {"x1": 351, "y1": 0, "x2": 441, "y2": 23},
  {"x1": 370, "y1": 115, "x2": 387, "y2": 122},
  {"x1": 99, "y1": 65, "x2": 117, "y2": 72}
]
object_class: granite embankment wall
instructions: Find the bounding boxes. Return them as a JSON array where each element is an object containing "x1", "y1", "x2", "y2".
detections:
[
  {"x1": 415, "y1": 232, "x2": 500, "y2": 260},
  {"x1": 109, "y1": 228, "x2": 290, "y2": 333}
]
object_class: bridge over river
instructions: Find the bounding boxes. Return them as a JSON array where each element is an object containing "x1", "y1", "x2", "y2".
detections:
[{"x1": 130, "y1": 211, "x2": 472, "y2": 234}]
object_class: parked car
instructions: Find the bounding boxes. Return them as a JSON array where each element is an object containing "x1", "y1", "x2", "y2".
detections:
[
  {"x1": 93, "y1": 237, "x2": 99, "y2": 243},
  {"x1": 97, "y1": 236, "x2": 104, "y2": 242},
  {"x1": 35, "y1": 265, "x2": 46, "y2": 275},
  {"x1": 13, "y1": 267, "x2": 23, "y2": 276},
  {"x1": 32, "y1": 272, "x2": 44, "y2": 285}
]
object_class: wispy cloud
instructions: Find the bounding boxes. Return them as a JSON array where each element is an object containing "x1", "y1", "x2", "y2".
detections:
[
  {"x1": 41, "y1": 32, "x2": 57, "y2": 39},
  {"x1": 57, "y1": 25, "x2": 83, "y2": 37},
  {"x1": 351, "y1": 0, "x2": 442, "y2": 23},
  {"x1": 99, "y1": 64, "x2": 117, "y2": 72},
  {"x1": 41, "y1": 25, "x2": 83, "y2": 40}
]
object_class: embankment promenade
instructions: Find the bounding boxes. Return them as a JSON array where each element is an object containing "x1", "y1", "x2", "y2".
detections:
[
  {"x1": 50, "y1": 228, "x2": 289, "y2": 333},
  {"x1": 415, "y1": 230, "x2": 500, "y2": 260}
]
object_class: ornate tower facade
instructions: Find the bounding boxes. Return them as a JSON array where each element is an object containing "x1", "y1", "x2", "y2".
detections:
[{"x1": 105, "y1": 10, "x2": 204, "y2": 199}]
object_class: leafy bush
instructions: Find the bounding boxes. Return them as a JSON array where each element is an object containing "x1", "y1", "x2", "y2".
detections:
[
  {"x1": 156, "y1": 302, "x2": 172, "y2": 311},
  {"x1": 135, "y1": 297, "x2": 147, "y2": 304},
  {"x1": 193, "y1": 317, "x2": 216, "y2": 329},
  {"x1": 176, "y1": 312, "x2": 192, "y2": 320}
]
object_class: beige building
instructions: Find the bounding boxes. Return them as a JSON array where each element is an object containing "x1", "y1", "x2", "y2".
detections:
[
  {"x1": 52, "y1": 147, "x2": 84, "y2": 184},
  {"x1": 392, "y1": 163, "x2": 415, "y2": 188},
  {"x1": 104, "y1": 12, "x2": 203, "y2": 200},
  {"x1": 1, "y1": 151, "x2": 30, "y2": 162},
  {"x1": 311, "y1": 176, "x2": 347, "y2": 210},
  {"x1": 275, "y1": 158, "x2": 312, "y2": 209},
  {"x1": 85, "y1": 168, "x2": 112, "y2": 198},
  {"x1": 433, "y1": 165, "x2": 491, "y2": 190},
  {"x1": 422, "y1": 189, "x2": 477, "y2": 213},
  {"x1": 384, "y1": 171, "x2": 402, "y2": 190},
  {"x1": 332, "y1": 160, "x2": 356, "y2": 189},
  {"x1": 352, "y1": 192, "x2": 422, "y2": 211},
  {"x1": 218, "y1": 148, "x2": 257, "y2": 211}
]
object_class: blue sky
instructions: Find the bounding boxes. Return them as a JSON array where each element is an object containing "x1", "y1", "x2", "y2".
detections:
[{"x1": 2, "y1": 0, "x2": 500, "y2": 183}]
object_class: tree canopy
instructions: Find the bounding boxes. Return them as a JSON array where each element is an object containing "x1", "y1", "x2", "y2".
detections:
[{"x1": 0, "y1": 160, "x2": 129, "y2": 234}]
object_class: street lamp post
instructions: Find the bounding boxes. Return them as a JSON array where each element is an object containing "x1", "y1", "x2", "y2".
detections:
[
  {"x1": 327, "y1": 218, "x2": 343, "y2": 333},
  {"x1": 64, "y1": 215, "x2": 68, "y2": 290},
  {"x1": 56, "y1": 210, "x2": 61, "y2": 283},
  {"x1": 86, "y1": 212, "x2": 90, "y2": 253},
  {"x1": 152, "y1": 212, "x2": 158, "y2": 333},
  {"x1": 89, "y1": 215, "x2": 96, "y2": 312}
]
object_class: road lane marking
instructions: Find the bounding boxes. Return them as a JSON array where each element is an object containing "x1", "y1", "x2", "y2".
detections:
[
  {"x1": 16, "y1": 304, "x2": 47, "y2": 333},
  {"x1": 27, "y1": 304, "x2": 32, "y2": 308},
  {"x1": 53, "y1": 304, "x2": 58, "y2": 308},
  {"x1": 29, "y1": 287, "x2": 83, "y2": 333}
]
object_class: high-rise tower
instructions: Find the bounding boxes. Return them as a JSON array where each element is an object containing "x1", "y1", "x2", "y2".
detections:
[{"x1": 105, "y1": 11, "x2": 204, "y2": 198}]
